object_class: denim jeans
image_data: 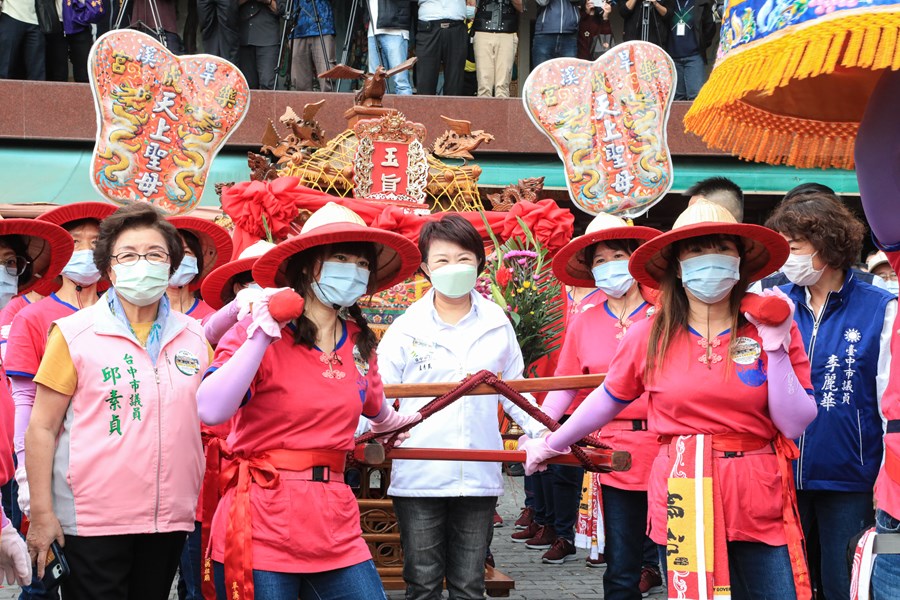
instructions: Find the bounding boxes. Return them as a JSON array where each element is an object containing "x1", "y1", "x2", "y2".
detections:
[
  {"x1": 523, "y1": 474, "x2": 535, "y2": 509},
  {"x1": 367, "y1": 34, "x2": 412, "y2": 95},
  {"x1": 177, "y1": 521, "x2": 202, "y2": 600},
  {"x1": 658, "y1": 541, "x2": 796, "y2": 600},
  {"x1": 797, "y1": 490, "x2": 874, "y2": 600},
  {"x1": 672, "y1": 53, "x2": 707, "y2": 101},
  {"x1": 213, "y1": 559, "x2": 385, "y2": 600},
  {"x1": 392, "y1": 496, "x2": 496, "y2": 600},
  {"x1": 602, "y1": 485, "x2": 658, "y2": 600},
  {"x1": 872, "y1": 509, "x2": 900, "y2": 600},
  {"x1": 531, "y1": 33, "x2": 577, "y2": 67},
  {"x1": 533, "y1": 464, "x2": 582, "y2": 542}
]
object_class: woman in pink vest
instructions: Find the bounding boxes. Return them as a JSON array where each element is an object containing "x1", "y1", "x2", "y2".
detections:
[
  {"x1": 196, "y1": 202, "x2": 422, "y2": 600},
  {"x1": 25, "y1": 203, "x2": 211, "y2": 599}
]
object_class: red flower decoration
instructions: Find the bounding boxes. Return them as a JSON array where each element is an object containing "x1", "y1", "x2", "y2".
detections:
[
  {"x1": 496, "y1": 267, "x2": 513, "y2": 288},
  {"x1": 221, "y1": 177, "x2": 309, "y2": 241},
  {"x1": 500, "y1": 199, "x2": 574, "y2": 256}
]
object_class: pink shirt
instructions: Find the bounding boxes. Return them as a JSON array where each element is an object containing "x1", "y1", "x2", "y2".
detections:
[
  {"x1": 604, "y1": 317, "x2": 813, "y2": 545},
  {"x1": 5, "y1": 294, "x2": 76, "y2": 378},
  {"x1": 876, "y1": 250, "x2": 900, "y2": 519},
  {"x1": 0, "y1": 295, "x2": 31, "y2": 483}
]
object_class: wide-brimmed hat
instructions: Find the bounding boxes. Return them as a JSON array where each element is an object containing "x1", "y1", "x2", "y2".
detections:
[
  {"x1": 553, "y1": 213, "x2": 661, "y2": 288},
  {"x1": 167, "y1": 216, "x2": 234, "y2": 290},
  {"x1": 867, "y1": 251, "x2": 890, "y2": 274},
  {"x1": 252, "y1": 202, "x2": 421, "y2": 292},
  {"x1": 200, "y1": 240, "x2": 275, "y2": 310},
  {"x1": 629, "y1": 199, "x2": 789, "y2": 289},
  {"x1": 0, "y1": 217, "x2": 74, "y2": 294}
]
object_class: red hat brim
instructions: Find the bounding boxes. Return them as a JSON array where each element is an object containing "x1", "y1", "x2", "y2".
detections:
[
  {"x1": 0, "y1": 219, "x2": 75, "y2": 295},
  {"x1": 200, "y1": 257, "x2": 257, "y2": 310},
  {"x1": 552, "y1": 226, "x2": 661, "y2": 288},
  {"x1": 252, "y1": 223, "x2": 421, "y2": 293},
  {"x1": 167, "y1": 216, "x2": 234, "y2": 291},
  {"x1": 628, "y1": 222, "x2": 789, "y2": 289}
]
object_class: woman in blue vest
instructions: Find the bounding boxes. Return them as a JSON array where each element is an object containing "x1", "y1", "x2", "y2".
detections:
[{"x1": 764, "y1": 193, "x2": 896, "y2": 600}]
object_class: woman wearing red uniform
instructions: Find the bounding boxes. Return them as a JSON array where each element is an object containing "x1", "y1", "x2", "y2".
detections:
[
  {"x1": 524, "y1": 200, "x2": 818, "y2": 600},
  {"x1": 166, "y1": 217, "x2": 233, "y2": 321},
  {"x1": 542, "y1": 212, "x2": 662, "y2": 596},
  {"x1": 196, "y1": 203, "x2": 422, "y2": 599}
]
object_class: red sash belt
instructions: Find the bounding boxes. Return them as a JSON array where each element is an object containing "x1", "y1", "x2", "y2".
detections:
[
  {"x1": 200, "y1": 433, "x2": 228, "y2": 600},
  {"x1": 219, "y1": 448, "x2": 347, "y2": 600},
  {"x1": 603, "y1": 419, "x2": 649, "y2": 432}
]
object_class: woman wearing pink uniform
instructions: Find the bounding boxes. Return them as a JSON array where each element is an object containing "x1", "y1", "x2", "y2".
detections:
[
  {"x1": 542, "y1": 212, "x2": 662, "y2": 596},
  {"x1": 166, "y1": 216, "x2": 233, "y2": 321},
  {"x1": 524, "y1": 200, "x2": 818, "y2": 599},
  {"x1": 196, "y1": 203, "x2": 421, "y2": 599}
]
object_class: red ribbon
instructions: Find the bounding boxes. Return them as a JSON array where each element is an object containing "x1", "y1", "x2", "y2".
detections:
[{"x1": 201, "y1": 433, "x2": 227, "y2": 600}]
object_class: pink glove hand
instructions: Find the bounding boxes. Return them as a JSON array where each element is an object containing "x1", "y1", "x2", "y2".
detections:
[
  {"x1": 368, "y1": 407, "x2": 423, "y2": 447},
  {"x1": 240, "y1": 287, "x2": 292, "y2": 339},
  {"x1": 744, "y1": 288, "x2": 795, "y2": 352},
  {"x1": 0, "y1": 522, "x2": 31, "y2": 585},
  {"x1": 519, "y1": 435, "x2": 570, "y2": 476}
]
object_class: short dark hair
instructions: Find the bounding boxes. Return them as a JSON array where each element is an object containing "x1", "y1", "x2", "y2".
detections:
[
  {"x1": 764, "y1": 193, "x2": 865, "y2": 270},
  {"x1": 0, "y1": 234, "x2": 34, "y2": 285},
  {"x1": 94, "y1": 204, "x2": 184, "y2": 276},
  {"x1": 784, "y1": 182, "x2": 837, "y2": 201},
  {"x1": 178, "y1": 229, "x2": 205, "y2": 284},
  {"x1": 582, "y1": 238, "x2": 639, "y2": 268},
  {"x1": 418, "y1": 214, "x2": 486, "y2": 275},
  {"x1": 685, "y1": 177, "x2": 744, "y2": 222}
]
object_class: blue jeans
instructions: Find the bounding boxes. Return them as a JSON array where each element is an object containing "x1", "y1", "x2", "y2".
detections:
[
  {"x1": 533, "y1": 464, "x2": 582, "y2": 541},
  {"x1": 602, "y1": 485, "x2": 658, "y2": 600},
  {"x1": 392, "y1": 496, "x2": 495, "y2": 600},
  {"x1": 658, "y1": 541, "x2": 796, "y2": 600},
  {"x1": 523, "y1": 474, "x2": 535, "y2": 509},
  {"x1": 177, "y1": 521, "x2": 202, "y2": 600},
  {"x1": 213, "y1": 559, "x2": 386, "y2": 600},
  {"x1": 531, "y1": 33, "x2": 577, "y2": 67},
  {"x1": 797, "y1": 490, "x2": 874, "y2": 600},
  {"x1": 672, "y1": 53, "x2": 707, "y2": 101},
  {"x1": 872, "y1": 509, "x2": 900, "y2": 600},
  {"x1": 367, "y1": 34, "x2": 412, "y2": 95}
]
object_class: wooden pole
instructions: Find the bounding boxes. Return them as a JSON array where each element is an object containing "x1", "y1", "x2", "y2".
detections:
[{"x1": 382, "y1": 374, "x2": 605, "y2": 399}]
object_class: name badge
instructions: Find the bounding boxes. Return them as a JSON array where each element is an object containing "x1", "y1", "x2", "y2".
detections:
[{"x1": 676, "y1": 21, "x2": 686, "y2": 36}]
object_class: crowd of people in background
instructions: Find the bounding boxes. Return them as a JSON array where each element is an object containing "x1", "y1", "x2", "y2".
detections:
[{"x1": 0, "y1": 0, "x2": 721, "y2": 98}]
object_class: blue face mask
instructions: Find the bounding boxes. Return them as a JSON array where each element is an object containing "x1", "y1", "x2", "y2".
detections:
[
  {"x1": 62, "y1": 249, "x2": 101, "y2": 286},
  {"x1": 887, "y1": 280, "x2": 899, "y2": 296},
  {"x1": 679, "y1": 254, "x2": 741, "y2": 304},
  {"x1": 0, "y1": 269, "x2": 17, "y2": 308},
  {"x1": 465, "y1": 5, "x2": 476, "y2": 19},
  {"x1": 169, "y1": 255, "x2": 199, "y2": 287},
  {"x1": 591, "y1": 260, "x2": 634, "y2": 299},
  {"x1": 312, "y1": 261, "x2": 370, "y2": 308}
]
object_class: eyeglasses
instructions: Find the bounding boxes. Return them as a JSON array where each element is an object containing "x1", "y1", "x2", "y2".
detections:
[
  {"x1": 2, "y1": 256, "x2": 29, "y2": 277},
  {"x1": 112, "y1": 251, "x2": 170, "y2": 266}
]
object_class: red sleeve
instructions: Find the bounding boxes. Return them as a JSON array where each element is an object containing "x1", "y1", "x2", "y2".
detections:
[
  {"x1": 602, "y1": 320, "x2": 649, "y2": 403},
  {"x1": 886, "y1": 250, "x2": 900, "y2": 277},
  {"x1": 363, "y1": 352, "x2": 384, "y2": 418},
  {"x1": 207, "y1": 319, "x2": 258, "y2": 399},
  {"x1": 5, "y1": 311, "x2": 43, "y2": 378},
  {"x1": 787, "y1": 321, "x2": 814, "y2": 392}
]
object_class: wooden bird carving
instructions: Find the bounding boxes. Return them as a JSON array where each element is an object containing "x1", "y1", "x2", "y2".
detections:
[
  {"x1": 432, "y1": 116, "x2": 495, "y2": 162},
  {"x1": 319, "y1": 57, "x2": 417, "y2": 107}
]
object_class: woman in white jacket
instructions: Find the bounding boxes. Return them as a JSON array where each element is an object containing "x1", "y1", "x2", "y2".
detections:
[{"x1": 377, "y1": 214, "x2": 545, "y2": 600}]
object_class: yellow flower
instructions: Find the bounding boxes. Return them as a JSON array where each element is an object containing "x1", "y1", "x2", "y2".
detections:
[
  {"x1": 517, "y1": 288, "x2": 524, "y2": 294},
  {"x1": 522, "y1": 281, "x2": 532, "y2": 289}
]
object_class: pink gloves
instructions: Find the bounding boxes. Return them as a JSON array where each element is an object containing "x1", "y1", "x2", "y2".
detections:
[
  {"x1": 238, "y1": 287, "x2": 292, "y2": 339},
  {"x1": 368, "y1": 401, "x2": 422, "y2": 446},
  {"x1": 519, "y1": 435, "x2": 570, "y2": 475},
  {"x1": 744, "y1": 288, "x2": 795, "y2": 353},
  {"x1": 0, "y1": 521, "x2": 31, "y2": 585}
]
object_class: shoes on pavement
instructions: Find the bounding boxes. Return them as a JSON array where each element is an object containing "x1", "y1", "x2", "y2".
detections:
[
  {"x1": 639, "y1": 566, "x2": 664, "y2": 597},
  {"x1": 541, "y1": 538, "x2": 577, "y2": 564},
  {"x1": 485, "y1": 550, "x2": 495, "y2": 569},
  {"x1": 506, "y1": 462, "x2": 526, "y2": 477},
  {"x1": 514, "y1": 506, "x2": 534, "y2": 530},
  {"x1": 525, "y1": 524, "x2": 558, "y2": 550},
  {"x1": 585, "y1": 554, "x2": 606, "y2": 568},
  {"x1": 492, "y1": 511, "x2": 504, "y2": 528},
  {"x1": 510, "y1": 521, "x2": 539, "y2": 543}
]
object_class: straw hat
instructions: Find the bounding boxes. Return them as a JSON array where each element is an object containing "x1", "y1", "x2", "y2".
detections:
[
  {"x1": 867, "y1": 251, "x2": 890, "y2": 274},
  {"x1": 552, "y1": 213, "x2": 660, "y2": 288},
  {"x1": 166, "y1": 216, "x2": 234, "y2": 290},
  {"x1": 0, "y1": 217, "x2": 74, "y2": 295},
  {"x1": 629, "y1": 199, "x2": 789, "y2": 289},
  {"x1": 252, "y1": 202, "x2": 421, "y2": 293},
  {"x1": 200, "y1": 240, "x2": 275, "y2": 310}
]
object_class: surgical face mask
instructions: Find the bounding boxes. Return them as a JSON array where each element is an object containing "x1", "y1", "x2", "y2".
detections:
[
  {"x1": 245, "y1": 282, "x2": 262, "y2": 291},
  {"x1": 312, "y1": 261, "x2": 370, "y2": 308},
  {"x1": 465, "y1": 4, "x2": 476, "y2": 19},
  {"x1": 887, "y1": 280, "x2": 899, "y2": 295},
  {"x1": 679, "y1": 254, "x2": 741, "y2": 304},
  {"x1": 169, "y1": 255, "x2": 199, "y2": 288},
  {"x1": 429, "y1": 263, "x2": 477, "y2": 299},
  {"x1": 591, "y1": 260, "x2": 634, "y2": 299},
  {"x1": 112, "y1": 261, "x2": 171, "y2": 307},
  {"x1": 0, "y1": 270, "x2": 17, "y2": 309},
  {"x1": 62, "y1": 249, "x2": 101, "y2": 286},
  {"x1": 781, "y1": 251, "x2": 824, "y2": 287}
]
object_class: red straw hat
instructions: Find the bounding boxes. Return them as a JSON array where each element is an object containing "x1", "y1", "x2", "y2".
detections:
[
  {"x1": 0, "y1": 217, "x2": 74, "y2": 294},
  {"x1": 629, "y1": 199, "x2": 788, "y2": 289},
  {"x1": 200, "y1": 240, "x2": 276, "y2": 310},
  {"x1": 166, "y1": 216, "x2": 234, "y2": 290},
  {"x1": 252, "y1": 202, "x2": 421, "y2": 293},
  {"x1": 553, "y1": 212, "x2": 660, "y2": 288}
]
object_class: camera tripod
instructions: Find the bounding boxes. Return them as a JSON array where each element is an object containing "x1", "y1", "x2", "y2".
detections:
[
  {"x1": 112, "y1": 0, "x2": 168, "y2": 47},
  {"x1": 273, "y1": 0, "x2": 339, "y2": 90}
]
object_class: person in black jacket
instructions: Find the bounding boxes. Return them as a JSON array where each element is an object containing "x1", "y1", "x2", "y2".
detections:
[
  {"x1": 238, "y1": 0, "x2": 283, "y2": 90},
  {"x1": 366, "y1": 0, "x2": 412, "y2": 95},
  {"x1": 666, "y1": 0, "x2": 715, "y2": 100},
  {"x1": 619, "y1": 0, "x2": 671, "y2": 47}
]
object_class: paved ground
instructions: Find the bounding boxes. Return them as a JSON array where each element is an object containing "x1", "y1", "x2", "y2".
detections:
[{"x1": 0, "y1": 474, "x2": 665, "y2": 599}]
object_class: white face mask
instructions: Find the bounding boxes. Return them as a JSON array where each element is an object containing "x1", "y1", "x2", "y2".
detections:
[
  {"x1": 312, "y1": 261, "x2": 370, "y2": 308},
  {"x1": 679, "y1": 254, "x2": 741, "y2": 304},
  {"x1": 429, "y1": 263, "x2": 478, "y2": 299},
  {"x1": 0, "y1": 269, "x2": 17, "y2": 309},
  {"x1": 62, "y1": 249, "x2": 102, "y2": 286},
  {"x1": 112, "y1": 261, "x2": 171, "y2": 307},
  {"x1": 591, "y1": 260, "x2": 634, "y2": 299},
  {"x1": 169, "y1": 255, "x2": 199, "y2": 288},
  {"x1": 781, "y1": 251, "x2": 824, "y2": 287},
  {"x1": 886, "y1": 280, "x2": 899, "y2": 295}
]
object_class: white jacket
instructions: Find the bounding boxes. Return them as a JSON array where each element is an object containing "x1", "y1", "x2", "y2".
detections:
[{"x1": 377, "y1": 289, "x2": 544, "y2": 497}]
